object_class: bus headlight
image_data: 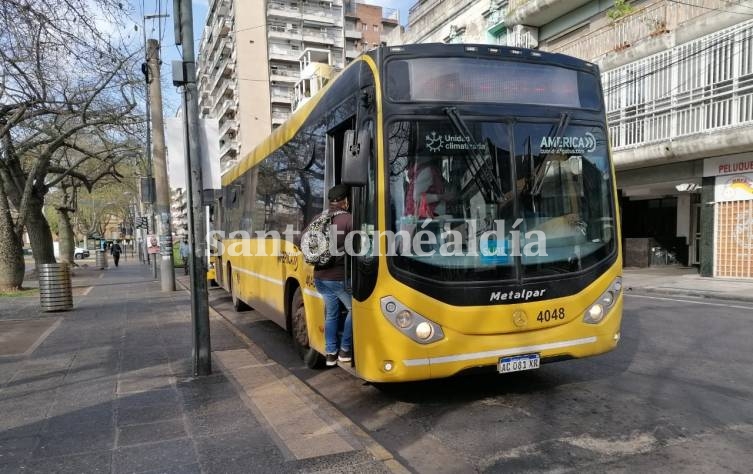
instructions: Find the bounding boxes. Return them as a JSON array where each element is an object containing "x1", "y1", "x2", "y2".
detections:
[
  {"x1": 380, "y1": 297, "x2": 444, "y2": 344},
  {"x1": 583, "y1": 277, "x2": 622, "y2": 324},
  {"x1": 601, "y1": 291, "x2": 614, "y2": 307},
  {"x1": 396, "y1": 310, "x2": 412, "y2": 328},
  {"x1": 415, "y1": 322, "x2": 433, "y2": 340},
  {"x1": 584, "y1": 304, "x2": 604, "y2": 323}
]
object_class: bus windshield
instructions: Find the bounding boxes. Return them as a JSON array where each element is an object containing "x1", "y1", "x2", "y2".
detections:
[{"x1": 387, "y1": 119, "x2": 615, "y2": 282}]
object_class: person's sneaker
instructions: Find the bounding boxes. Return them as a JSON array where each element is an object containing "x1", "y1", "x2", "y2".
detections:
[
  {"x1": 338, "y1": 349, "x2": 353, "y2": 363},
  {"x1": 325, "y1": 353, "x2": 338, "y2": 366}
]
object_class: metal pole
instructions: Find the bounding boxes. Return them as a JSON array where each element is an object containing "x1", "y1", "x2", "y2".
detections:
[
  {"x1": 147, "y1": 39, "x2": 176, "y2": 292},
  {"x1": 178, "y1": 0, "x2": 211, "y2": 376},
  {"x1": 142, "y1": 33, "x2": 157, "y2": 279},
  {"x1": 143, "y1": 14, "x2": 168, "y2": 281}
]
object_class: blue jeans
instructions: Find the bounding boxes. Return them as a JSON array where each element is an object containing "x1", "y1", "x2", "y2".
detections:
[{"x1": 314, "y1": 279, "x2": 352, "y2": 354}]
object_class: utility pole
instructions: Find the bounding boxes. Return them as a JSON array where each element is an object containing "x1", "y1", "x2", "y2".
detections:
[
  {"x1": 147, "y1": 39, "x2": 176, "y2": 292},
  {"x1": 142, "y1": 13, "x2": 168, "y2": 281},
  {"x1": 175, "y1": 0, "x2": 211, "y2": 376}
]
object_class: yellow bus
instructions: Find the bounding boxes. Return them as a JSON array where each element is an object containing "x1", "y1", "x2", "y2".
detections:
[{"x1": 214, "y1": 44, "x2": 623, "y2": 382}]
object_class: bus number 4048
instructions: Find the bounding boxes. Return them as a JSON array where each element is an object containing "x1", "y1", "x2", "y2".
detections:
[{"x1": 537, "y1": 308, "x2": 565, "y2": 322}]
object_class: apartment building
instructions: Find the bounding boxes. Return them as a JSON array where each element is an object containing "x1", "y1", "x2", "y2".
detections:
[
  {"x1": 343, "y1": 0, "x2": 399, "y2": 61},
  {"x1": 196, "y1": 0, "x2": 346, "y2": 172},
  {"x1": 292, "y1": 1, "x2": 398, "y2": 111}
]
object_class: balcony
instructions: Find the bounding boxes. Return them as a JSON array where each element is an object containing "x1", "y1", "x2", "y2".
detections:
[
  {"x1": 302, "y1": 29, "x2": 338, "y2": 45},
  {"x1": 302, "y1": 6, "x2": 341, "y2": 26},
  {"x1": 271, "y1": 88, "x2": 293, "y2": 104},
  {"x1": 219, "y1": 118, "x2": 238, "y2": 139},
  {"x1": 269, "y1": 45, "x2": 301, "y2": 62},
  {"x1": 506, "y1": 0, "x2": 592, "y2": 27},
  {"x1": 212, "y1": 91, "x2": 238, "y2": 118},
  {"x1": 218, "y1": 98, "x2": 236, "y2": 117},
  {"x1": 205, "y1": 36, "x2": 232, "y2": 75},
  {"x1": 268, "y1": 24, "x2": 301, "y2": 42},
  {"x1": 268, "y1": 1, "x2": 301, "y2": 20},
  {"x1": 603, "y1": 19, "x2": 753, "y2": 167},
  {"x1": 550, "y1": 0, "x2": 727, "y2": 63},
  {"x1": 484, "y1": 3, "x2": 506, "y2": 35},
  {"x1": 211, "y1": 77, "x2": 236, "y2": 103},
  {"x1": 205, "y1": 16, "x2": 232, "y2": 59},
  {"x1": 219, "y1": 139, "x2": 239, "y2": 159},
  {"x1": 271, "y1": 111, "x2": 289, "y2": 125},
  {"x1": 208, "y1": 58, "x2": 232, "y2": 96},
  {"x1": 212, "y1": 0, "x2": 230, "y2": 17},
  {"x1": 345, "y1": 48, "x2": 361, "y2": 59},
  {"x1": 344, "y1": 29, "x2": 362, "y2": 39},
  {"x1": 270, "y1": 68, "x2": 299, "y2": 83}
]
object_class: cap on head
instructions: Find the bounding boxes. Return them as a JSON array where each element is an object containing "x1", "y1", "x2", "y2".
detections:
[{"x1": 328, "y1": 184, "x2": 349, "y2": 202}]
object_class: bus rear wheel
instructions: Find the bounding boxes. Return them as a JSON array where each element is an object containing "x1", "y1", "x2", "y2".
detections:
[
  {"x1": 230, "y1": 269, "x2": 250, "y2": 312},
  {"x1": 291, "y1": 288, "x2": 324, "y2": 369}
]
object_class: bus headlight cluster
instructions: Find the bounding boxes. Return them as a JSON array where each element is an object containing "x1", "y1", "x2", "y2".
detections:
[
  {"x1": 583, "y1": 277, "x2": 622, "y2": 324},
  {"x1": 380, "y1": 297, "x2": 444, "y2": 344}
]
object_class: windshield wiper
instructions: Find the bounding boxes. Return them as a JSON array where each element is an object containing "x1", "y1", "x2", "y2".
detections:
[
  {"x1": 443, "y1": 107, "x2": 504, "y2": 203},
  {"x1": 530, "y1": 112, "x2": 571, "y2": 197}
]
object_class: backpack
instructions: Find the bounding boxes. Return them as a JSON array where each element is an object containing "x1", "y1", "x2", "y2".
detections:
[{"x1": 301, "y1": 210, "x2": 347, "y2": 267}]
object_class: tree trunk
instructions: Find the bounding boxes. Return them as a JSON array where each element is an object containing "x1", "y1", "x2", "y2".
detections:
[
  {"x1": 26, "y1": 194, "x2": 56, "y2": 270},
  {"x1": 0, "y1": 180, "x2": 24, "y2": 291},
  {"x1": 57, "y1": 208, "x2": 74, "y2": 265}
]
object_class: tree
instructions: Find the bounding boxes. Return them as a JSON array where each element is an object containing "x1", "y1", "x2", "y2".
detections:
[{"x1": 0, "y1": 0, "x2": 144, "y2": 287}]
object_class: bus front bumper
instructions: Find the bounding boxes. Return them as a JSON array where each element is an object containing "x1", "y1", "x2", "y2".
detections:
[{"x1": 358, "y1": 297, "x2": 623, "y2": 383}]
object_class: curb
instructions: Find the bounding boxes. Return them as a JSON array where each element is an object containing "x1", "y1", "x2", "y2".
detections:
[
  {"x1": 625, "y1": 287, "x2": 753, "y2": 304},
  {"x1": 175, "y1": 278, "x2": 410, "y2": 474}
]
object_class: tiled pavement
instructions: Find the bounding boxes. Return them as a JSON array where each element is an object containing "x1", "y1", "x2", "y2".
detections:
[{"x1": 0, "y1": 260, "x2": 400, "y2": 473}]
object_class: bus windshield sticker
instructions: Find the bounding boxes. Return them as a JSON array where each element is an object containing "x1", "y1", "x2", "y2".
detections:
[{"x1": 539, "y1": 133, "x2": 596, "y2": 155}]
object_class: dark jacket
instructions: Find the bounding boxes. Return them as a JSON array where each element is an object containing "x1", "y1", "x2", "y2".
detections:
[
  {"x1": 309, "y1": 204, "x2": 352, "y2": 281},
  {"x1": 111, "y1": 243, "x2": 122, "y2": 255}
]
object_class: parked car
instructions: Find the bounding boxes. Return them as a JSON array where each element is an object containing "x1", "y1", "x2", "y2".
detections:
[{"x1": 74, "y1": 247, "x2": 90, "y2": 259}]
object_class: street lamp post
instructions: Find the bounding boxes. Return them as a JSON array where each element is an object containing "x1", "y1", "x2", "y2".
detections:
[{"x1": 174, "y1": 0, "x2": 211, "y2": 376}]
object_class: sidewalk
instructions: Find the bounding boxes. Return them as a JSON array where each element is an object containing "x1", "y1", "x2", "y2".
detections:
[
  {"x1": 0, "y1": 259, "x2": 403, "y2": 473},
  {"x1": 622, "y1": 266, "x2": 753, "y2": 302}
]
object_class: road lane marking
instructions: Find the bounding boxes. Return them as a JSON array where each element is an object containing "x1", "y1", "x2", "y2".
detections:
[{"x1": 626, "y1": 294, "x2": 753, "y2": 310}]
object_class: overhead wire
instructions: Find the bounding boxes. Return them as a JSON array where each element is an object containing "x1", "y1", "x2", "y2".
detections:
[{"x1": 665, "y1": 0, "x2": 753, "y2": 15}]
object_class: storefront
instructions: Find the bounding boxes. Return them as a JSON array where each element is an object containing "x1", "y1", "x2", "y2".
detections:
[{"x1": 704, "y1": 154, "x2": 753, "y2": 279}]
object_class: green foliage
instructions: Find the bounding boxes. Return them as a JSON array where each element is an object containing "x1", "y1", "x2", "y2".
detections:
[
  {"x1": 607, "y1": 0, "x2": 634, "y2": 21},
  {"x1": 0, "y1": 288, "x2": 39, "y2": 298}
]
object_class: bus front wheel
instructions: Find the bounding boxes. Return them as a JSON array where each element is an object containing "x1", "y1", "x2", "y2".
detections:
[{"x1": 291, "y1": 288, "x2": 324, "y2": 369}]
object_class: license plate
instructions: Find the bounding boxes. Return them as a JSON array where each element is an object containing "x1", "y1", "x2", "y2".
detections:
[{"x1": 498, "y1": 354, "x2": 540, "y2": 374}]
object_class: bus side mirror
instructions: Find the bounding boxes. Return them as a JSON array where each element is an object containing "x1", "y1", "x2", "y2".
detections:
[{"x1": 341, "y1": 129, "x2": 369, "y2": 186}]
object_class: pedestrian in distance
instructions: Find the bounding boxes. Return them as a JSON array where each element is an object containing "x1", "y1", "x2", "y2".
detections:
[
  {"x1": 179, "y1": 237, "x2": 190, "y2": 275},
  {"x1": 111, "y1": 241, "x2": 122, "y2": 267},
  {"x1": 305, "y1": 184, "x2": 353, "y2": 367}
]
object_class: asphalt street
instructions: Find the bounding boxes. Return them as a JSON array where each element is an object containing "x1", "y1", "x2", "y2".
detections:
[{"x1": 210, "y1": 289, "x2": 753, "y2": 473}]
